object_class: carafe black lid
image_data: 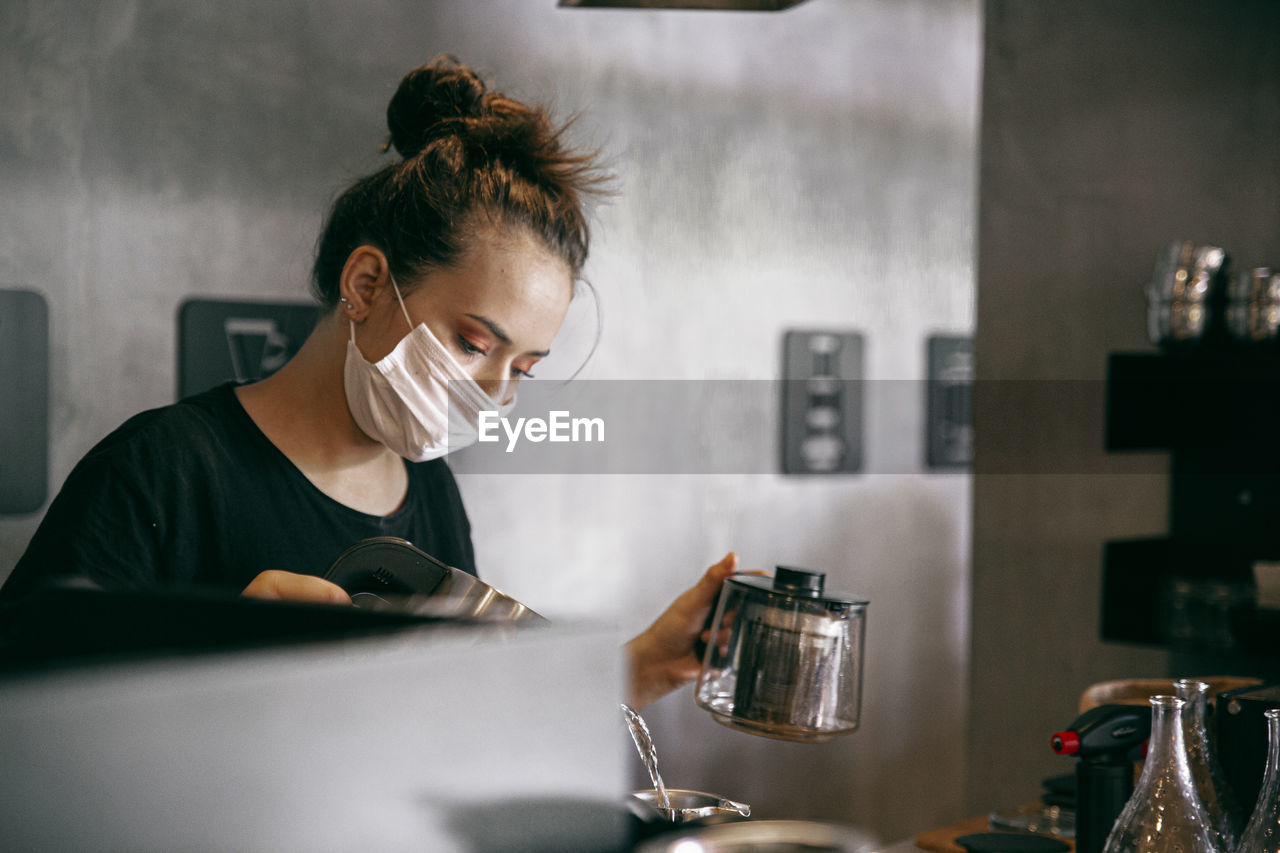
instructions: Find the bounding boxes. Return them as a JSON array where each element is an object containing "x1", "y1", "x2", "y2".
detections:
[
  {"x1": 774, "y1": 566, "x2": 825, "y2": 595},
  {"x1": 725, "y1": 567, "x2": 867, "y2": 608}
]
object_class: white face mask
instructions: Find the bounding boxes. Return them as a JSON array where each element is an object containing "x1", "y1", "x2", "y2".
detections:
[{"x1": 342, "y1": 276, "x2": 515, "y2": 462}]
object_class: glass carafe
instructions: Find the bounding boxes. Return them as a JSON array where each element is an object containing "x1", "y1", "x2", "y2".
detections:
[
  {"x1": 1238, "y1": 709, "x2": 1280, "y2": 853},
  {"x1": 1102, "y1": 695, "x2": 1220, "y2": 853},
  {"x1": 694, "y1": 567, "x2": 867, "y2": 743},
  {"x1": 1177, "y1": 679, "x2": 1245, "y2": 851}
]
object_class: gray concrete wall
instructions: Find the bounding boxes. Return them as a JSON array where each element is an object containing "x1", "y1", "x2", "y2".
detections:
[
  {"x1": 0, "y1": 0, "x2": 979, "y2": 838},
  {"x1": 971, "y1": 0, "x2": 1280, "y2": 811}
]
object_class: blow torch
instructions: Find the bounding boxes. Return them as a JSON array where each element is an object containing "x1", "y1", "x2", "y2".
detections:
[{"x1": 1050, "y1": 704, "x2": 1150, "y2": 853}]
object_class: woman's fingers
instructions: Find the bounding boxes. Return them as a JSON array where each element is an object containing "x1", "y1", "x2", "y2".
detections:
[
  {"x1": 241, "y1": 570, "x2": 352, "y2": 605},
  {"x1": 700, "y1": 552, "x2": 738, "y2": 592},
  {"x1": 688, "y1": 552, "x2": 738, "y2": 612}
]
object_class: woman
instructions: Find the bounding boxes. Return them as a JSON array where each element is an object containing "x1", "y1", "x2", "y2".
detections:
[{"x1": 1, "y1": 56, "x2": 735, "y2": 711}]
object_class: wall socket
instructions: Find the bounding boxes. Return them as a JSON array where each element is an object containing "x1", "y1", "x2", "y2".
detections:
[
  {"x1": 781, "y1": 330, "x2": 863, "y2": 475},
  {"x1": 926, "y1": 335, "x2": 973, "y2": 468},
  {"x1": 0, "y1": 289, "x2": 48, "y2": 514}
]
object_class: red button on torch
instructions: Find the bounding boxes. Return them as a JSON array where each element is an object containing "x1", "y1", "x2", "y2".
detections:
[{"x1": 1050, "y1": 730, "x2": 1080, "y2": 755}]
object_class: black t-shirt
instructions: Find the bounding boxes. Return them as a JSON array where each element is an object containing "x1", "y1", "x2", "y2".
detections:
[{"x1": 0, "y1": 383, "x2": 476, "y2": 601}]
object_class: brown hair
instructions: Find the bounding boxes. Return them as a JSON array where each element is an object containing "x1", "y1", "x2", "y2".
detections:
[{"x1": 312, "y1": 56, "x2": 609, "y2": 306}]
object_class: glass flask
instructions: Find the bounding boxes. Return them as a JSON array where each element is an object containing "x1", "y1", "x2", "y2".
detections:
[
  {"x1": 1176, "y1": 679, "x2": 1245, "y2": 851},
  {"x1": 1237, "y1": 709, "x2": 1280, "y2": 853},
  {"x1": 1102, "y1": 695, "x2": 1220, "y2": 853}
]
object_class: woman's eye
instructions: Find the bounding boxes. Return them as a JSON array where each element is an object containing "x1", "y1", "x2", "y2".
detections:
[
  {"x1": 512, "y1": 366, "x2": 535, "y2": 380},
  {"x1": 457, "y1": 335, "x2": 487, "y2": 358}
]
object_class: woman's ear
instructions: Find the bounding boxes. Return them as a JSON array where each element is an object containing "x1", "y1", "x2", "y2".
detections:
[{"x1": 336, "y1": 246, "x2": 391, "y2": 322}]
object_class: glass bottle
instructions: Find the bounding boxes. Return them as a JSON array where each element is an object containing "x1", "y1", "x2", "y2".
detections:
[
  {"x1": 1237, "y1": 708, "x2": 1280, "y2": 853},
  {"x1": 1177, "y1": 678, "x2": 1245, "y2": 851},
  {"x1": 1102, "y1": 695, "x2": 1220, "y2": 853}
]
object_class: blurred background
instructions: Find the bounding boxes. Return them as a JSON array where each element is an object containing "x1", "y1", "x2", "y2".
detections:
[{"x1": 2, "y1": 0, "x2": 1277, "y2": 843}]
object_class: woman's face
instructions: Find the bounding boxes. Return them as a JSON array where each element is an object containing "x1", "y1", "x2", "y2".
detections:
[{"x1": 358, "y1": 226, "x2": 574, "y2": 401}]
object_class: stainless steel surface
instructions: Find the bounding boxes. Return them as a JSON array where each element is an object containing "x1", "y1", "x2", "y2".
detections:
[
  {"x1": 0, "y1": 622, "x2": 627, "y2": 852},
  {"x1": 376, "y1": 576, "x2": 545, "y2": 624},
  {"x1": 634, "y1": 819, "x2": 879, "y2": 853},
  {"x1": 630, "y1": 788, "x2": 751, "y2": 824},
  {"x1": 325, "y1": 537, "x2": 548, "y2": 625}
]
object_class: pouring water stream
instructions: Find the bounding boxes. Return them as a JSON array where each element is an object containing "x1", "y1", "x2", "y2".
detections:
[{"x1": 621, "y1": 703, "x2": 670, "y2": 810}]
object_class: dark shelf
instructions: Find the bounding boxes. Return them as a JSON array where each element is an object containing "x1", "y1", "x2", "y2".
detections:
[
  {"x1": 1106, "y1": 351, "x2": 1280, "y2": 455},
  {"x1": 1102, "y1": 350, "x2": 1280, "y2": 660},
  {"x1": 1102, "y1": 537, "x2": 1279, "y2": 655}
]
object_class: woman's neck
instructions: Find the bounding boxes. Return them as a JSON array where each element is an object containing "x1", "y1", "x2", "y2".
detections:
[{"x1": 234, "y1": 313, "x2": 409, "y2": 516}]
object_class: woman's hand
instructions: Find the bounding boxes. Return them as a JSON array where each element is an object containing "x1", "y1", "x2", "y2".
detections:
[
  {"x1": 624, "y1": 552, "x2": 738, "y2": 711},
  {"x1": 241, "y1": 570, "x2": 352, "y2": 605}
]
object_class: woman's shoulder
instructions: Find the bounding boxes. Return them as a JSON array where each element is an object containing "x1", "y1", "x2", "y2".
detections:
[
  {"x1": 80, "y1": 382, "x2": 251, "y2": 469},
  {"x1": 100, "y1": 382, "x2": 241, "y2": 438},
  {"x1": 2, "y1": 384, "x2": 252, "y2": 600}
]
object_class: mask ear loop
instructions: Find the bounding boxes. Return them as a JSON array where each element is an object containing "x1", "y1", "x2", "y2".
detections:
[{"x1": 387, "y1": 273, "x2": 415, "y2": 330}]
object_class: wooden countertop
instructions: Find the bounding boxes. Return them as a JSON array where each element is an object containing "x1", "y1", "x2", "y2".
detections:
[{"x1": 914, "y1": 810, "x2": 1075, "y2": 853}]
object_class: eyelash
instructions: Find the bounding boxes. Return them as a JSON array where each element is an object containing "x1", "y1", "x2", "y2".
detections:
[
  {"x1": 457, "y1": 335, "x2": 535, "y2": 379},
  {"x1": 457, "y1": 336, "x2": 485, "y2": 358}
]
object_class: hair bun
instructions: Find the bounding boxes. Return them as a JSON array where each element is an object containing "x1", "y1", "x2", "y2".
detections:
[{"x1": 386, "y1": 55, "x2": 488, "y2": 159}]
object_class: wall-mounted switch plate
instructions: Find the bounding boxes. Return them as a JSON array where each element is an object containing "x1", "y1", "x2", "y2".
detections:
[
  {"x1": 178, "y1": 299, "x2": 320, "y2": 400},
  {"x1": 926, "y1": 335, "x2": 973, "y2": 468},
  {"x1": 0, "y1": 289, "x2": 49, "y2": 514},
  {"x1": 781, "y1": 330, "x2": 863, "y2": 475}
]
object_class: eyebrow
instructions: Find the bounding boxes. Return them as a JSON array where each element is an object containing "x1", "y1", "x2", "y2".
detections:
[{"x1": 465, "y1": 313, "x2": 551, "y2": 358}]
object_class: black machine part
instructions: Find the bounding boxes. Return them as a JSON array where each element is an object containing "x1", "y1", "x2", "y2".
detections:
[
  {"x1": 1051, "y1": 704, "x2": 1152, "y2": 853},
  {"x1": 1217, "y1": 681, "x2": 1280, "y2": 810},
  {"x1": 323, "y1": 537, "x2": 452, "y2": 599},
  {"x1": 956, "y1": 833, "x2": 1070, "y2": 853}
]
